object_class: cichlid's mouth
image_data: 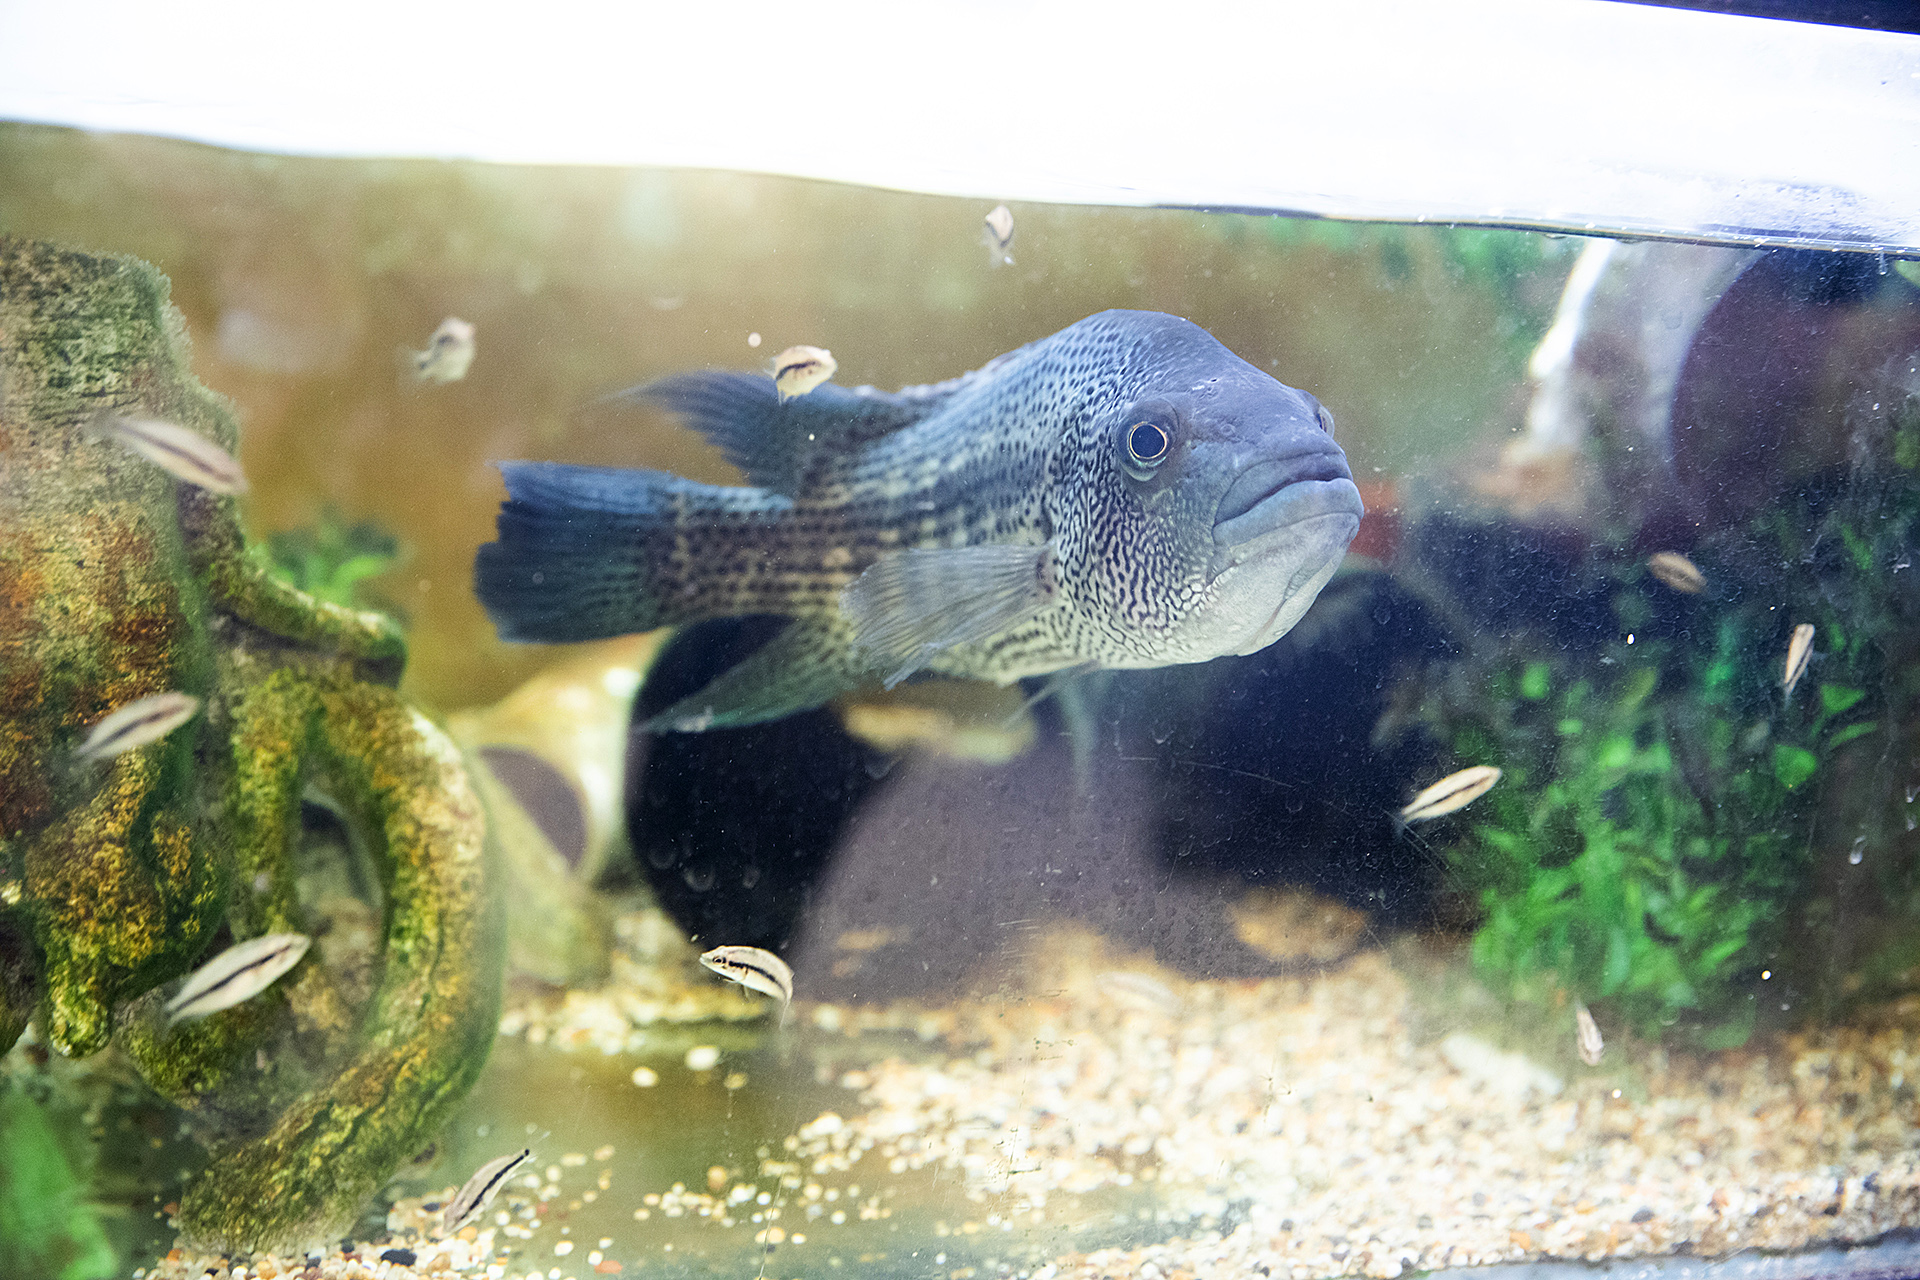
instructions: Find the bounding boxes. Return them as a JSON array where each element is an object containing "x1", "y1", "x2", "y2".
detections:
[
  {"x1": 1213, "y1": 454, "x2": 1354, "y2": 529},
  {"x1": 1212, "y1": 453, "x2": 1364, "y2": 557},
  {"x1": 1205, "y1": 456, "x2": 1363, "y2": 655},
  {"x1": 1208, "y1": 504, "x2": 1362, "y2": 656}
]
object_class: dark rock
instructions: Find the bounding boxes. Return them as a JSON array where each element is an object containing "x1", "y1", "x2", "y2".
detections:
[
  {"x1": 628, "y1": 577, "x2": 1451, "y2": 976},
  {"x1": 626, "y1": 617, "x2": 883, "y2": 950}
]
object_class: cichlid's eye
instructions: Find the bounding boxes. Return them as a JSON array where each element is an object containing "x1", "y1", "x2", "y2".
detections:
[
  {"x1": 1121, "y1": 419, "x2": 1172, "y2": 479},
  {"x1": 1315, "y1": 403, "x2": 1337, "y2": 436}
]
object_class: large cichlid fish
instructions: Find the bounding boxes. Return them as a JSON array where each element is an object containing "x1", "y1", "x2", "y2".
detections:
[{"x1": 476, "y1": 310, "x2": 1364, "y2": 731}]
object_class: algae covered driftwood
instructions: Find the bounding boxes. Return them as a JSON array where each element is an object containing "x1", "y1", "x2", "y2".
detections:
[{"x1": 0, "y1": 236, "x2": 504, "y2": 1251}]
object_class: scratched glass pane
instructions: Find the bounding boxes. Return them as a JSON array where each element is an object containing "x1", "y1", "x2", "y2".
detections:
[{"x1": 2, "y1": 105, "x2": 1919, "y2": 1280}]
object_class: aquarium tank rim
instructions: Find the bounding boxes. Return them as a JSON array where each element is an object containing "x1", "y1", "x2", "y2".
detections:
[{"x1": 1, "y1": 0, "x2": 1917, "y2": 256}]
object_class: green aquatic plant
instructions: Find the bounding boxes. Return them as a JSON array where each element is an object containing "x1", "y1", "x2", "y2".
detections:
[
  {"x1": 258, "y1": 506, "x2": 401, "y2": 612},
  {"x1": 0, "y1": 1082, "x2": 116, "y2": 1280},
  {"x1": 1440, "y1": 626, "x2": 1871, "y2": 1043},
  {"x1": 1416, "y1": 378, "x2": 1920, "y2": 1043}
]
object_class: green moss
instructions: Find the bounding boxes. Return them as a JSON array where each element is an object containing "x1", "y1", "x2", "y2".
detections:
[
  {"x1": 172, "y1": 672, "x2": 501, "y2": 1252},
  {"x1": 2, "y1": 238, "x2": 501, "y2": 1252},
  {"x1": 26, "y1": 753, "x2": 226, "y2": 1057},
  {"x1": 204, "y1": 554, "x2": 406, "y2": 682},
  {"x1": 0, "y1": 240, "x2": 237, "y2": 1055}
]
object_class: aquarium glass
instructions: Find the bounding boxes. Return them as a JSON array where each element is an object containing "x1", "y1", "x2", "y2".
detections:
[{"x1": 4, "y1": 122, "x2": 1920, "y2": 1280}]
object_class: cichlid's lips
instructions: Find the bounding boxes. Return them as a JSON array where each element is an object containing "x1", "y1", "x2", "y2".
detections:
[
  {"x1": 1204, "y1": 452, "x2": 1364, "y2": 654},
  {"x1": 1212, "y1": 454, "x2": 1364, "y2": 555}
]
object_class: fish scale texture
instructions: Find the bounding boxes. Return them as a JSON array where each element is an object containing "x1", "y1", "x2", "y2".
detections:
[{"x1": 479, "y1": 310, "x2": 1361, "y2": 727}]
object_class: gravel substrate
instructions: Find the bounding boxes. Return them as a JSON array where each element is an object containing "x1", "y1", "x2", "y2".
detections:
[
  {"x1": 777, "y1": 934, "x2": 1920, "y2": 1278},
  {"x1": 139, "y1": 1149, "x2": 627, "y2": 1280},
  {"x1": 145, "y1": 904, "x2": 1920, "y2": 1280}
]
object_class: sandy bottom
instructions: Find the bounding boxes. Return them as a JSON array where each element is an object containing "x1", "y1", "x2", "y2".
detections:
[{"x1": 141, "y1": 904, "x2": 1920, "y2": 1280}]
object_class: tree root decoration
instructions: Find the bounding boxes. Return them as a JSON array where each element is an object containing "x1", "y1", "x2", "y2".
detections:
[
  {"x1": 168, "y1": 668, "x2": 501, "y2": 1253},
  {"x1": 3, "y1": 234, "x2": 504, "y2": 1253}
]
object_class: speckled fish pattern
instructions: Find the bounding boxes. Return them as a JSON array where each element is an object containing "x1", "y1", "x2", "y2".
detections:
[{"x1": 476, "y1": 310, "x2": 1363, "y2": 730}]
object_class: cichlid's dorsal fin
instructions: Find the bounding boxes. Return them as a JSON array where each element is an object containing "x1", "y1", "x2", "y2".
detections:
[
  {"x1": 841, "y1": 543, "x2": 1057, "y2": 687},
  {"x1": 633, "y1": 372, "x2": 971, "y2": 496}
]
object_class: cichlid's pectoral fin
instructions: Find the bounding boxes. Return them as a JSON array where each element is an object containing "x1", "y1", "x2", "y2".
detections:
[
  {"x1": 641, "y1": 616, "x2": 876, "y2": 733},
  {"x1": 841, "y1": 543, "x2": 1056, "y2": 688}
]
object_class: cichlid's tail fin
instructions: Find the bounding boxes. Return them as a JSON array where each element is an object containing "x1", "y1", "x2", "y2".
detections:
[{"x1": 475, "y1": 461, "x2": 786, "y2": 643}]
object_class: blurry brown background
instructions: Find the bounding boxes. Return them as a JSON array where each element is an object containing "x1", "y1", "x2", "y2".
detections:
[{"x1": 0, "y1": 122, "x2": 1558, "y2": 711}]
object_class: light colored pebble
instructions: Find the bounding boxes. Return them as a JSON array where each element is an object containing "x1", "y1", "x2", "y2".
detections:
[{"x1": 1439, "y1": 1031, "x2": 1565, "y2": 1100}]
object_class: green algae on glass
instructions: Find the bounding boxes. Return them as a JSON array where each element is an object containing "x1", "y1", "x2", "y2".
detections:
[
  {"x1": 1254, "y1": 219, "x2": 1574, "y2": 363},
  {"x1": 0, "y1": 236, "x2": 501, "y2": 1252},
  {"x1": 0, "y1": 1082, "x2": 116, "y2": 1280}
]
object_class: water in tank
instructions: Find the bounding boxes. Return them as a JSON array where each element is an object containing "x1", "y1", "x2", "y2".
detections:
[{"x1": 3, "y1": 7, "x2": 1920, "y2": 1279}]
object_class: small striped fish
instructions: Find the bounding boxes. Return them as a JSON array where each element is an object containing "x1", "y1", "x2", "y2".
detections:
[
  {"x1": 93, "y1": 412, "x2": 247, "y2": 495},
  {"x1": 1646, "y1": 551, "x2": 1706, "y2": 595},
  {"x1": 441, "y1": 1148, "x2": 533, "y2": 1236},
  {"x1": 411, "y1": 317, "x2": 476, "y2": 385},
  {"x1": 699, "y1": 945, "x2": 794, "y2": 1025},
  {"x1": 1783, "y1": 622, "x2": 1816, "y2": 701},
  {"x1": 74, "y1": 692, "x2": 201, "y2": 762},
  {"x1": 772, "y1": 345, "x2": 836, "y2": 403},
  {"x1": 164, "y1": 933, "x2": 310, "y2": 1026},
  {"x1": 982, "y1": 203, "x2": 1015, "y2": 265},
  {"x1": 1574, "y1": 1001, "x2": 1605, "y2": 1066},
  {"x1": 1399, "y1": 765, "x2": 1502, "y2": 823}
]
